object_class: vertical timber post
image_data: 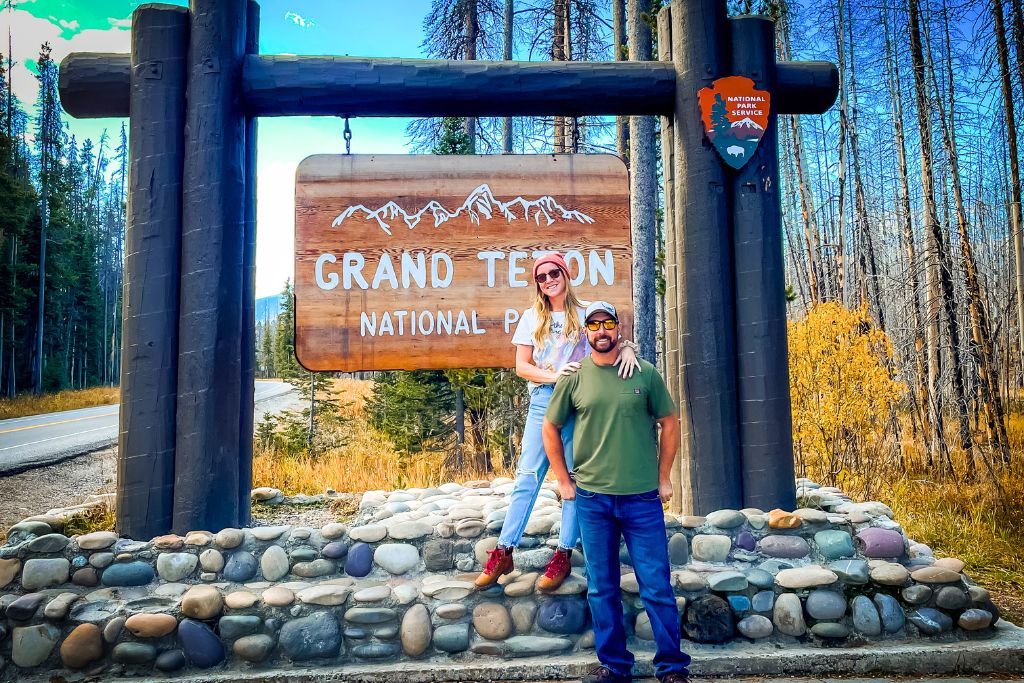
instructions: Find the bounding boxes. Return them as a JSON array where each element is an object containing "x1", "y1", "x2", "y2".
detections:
[
  {"x1": 731, "y1": 16, "x2": 796, "y2": 511},
  {"x1": 238, "y1": 0, "x2": 260, "y2": 527},
  {"x1": 174, "y1": 0, "x2": 248, "y2": 533},
  {"x1": 656, "y1": 6, "x2": 683, "y2": 512},
  {"x1": 670, "y1": 0, "x2": 743, "y2": 513},
  {"x1": 117, "y1": 4, "x2": 189, "y2": 539}
]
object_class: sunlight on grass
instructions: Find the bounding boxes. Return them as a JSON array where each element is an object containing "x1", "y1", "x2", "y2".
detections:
[{"x1": 0, "y1": 386, "x2": 119, "y2": 420}]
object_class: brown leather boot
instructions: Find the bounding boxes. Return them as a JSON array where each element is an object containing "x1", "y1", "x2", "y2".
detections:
[
  {"x1": 536, "y1": 548, "x2": 572, "y2": 591},
  {"x1": 475, "y1": 545, "x2": 514, "y2": 588}
]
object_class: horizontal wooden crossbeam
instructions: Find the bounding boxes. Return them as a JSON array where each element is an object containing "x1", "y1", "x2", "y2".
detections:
[{"x1": 59, "y1": 53, "x2": 837, "y2": 119}]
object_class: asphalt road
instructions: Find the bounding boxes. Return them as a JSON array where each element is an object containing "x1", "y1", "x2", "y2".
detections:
[{"x1": 0, "y1": 380, "x2": 294, "y2": 475}]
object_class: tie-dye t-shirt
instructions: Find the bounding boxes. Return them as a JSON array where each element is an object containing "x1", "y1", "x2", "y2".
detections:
[{"x1": 511, "y1": 307, "x2": 590, "y2": 391}]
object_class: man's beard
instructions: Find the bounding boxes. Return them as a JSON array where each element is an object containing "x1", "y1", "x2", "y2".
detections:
[{"x1": 591, "y1": 334, "x2": 618, "y2": 352}]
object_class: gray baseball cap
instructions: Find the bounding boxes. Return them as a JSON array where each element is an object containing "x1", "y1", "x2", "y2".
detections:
[{"x1": 584, "y1": 300, "x2": 618, "y2": 322}]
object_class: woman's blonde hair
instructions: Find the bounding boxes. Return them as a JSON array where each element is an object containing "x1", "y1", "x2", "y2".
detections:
[{"x1": 531, "y1": 267, "x2": 585, "y2": 348}]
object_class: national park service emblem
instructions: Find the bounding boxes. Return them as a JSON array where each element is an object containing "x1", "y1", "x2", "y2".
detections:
[{"x1": 698, "y1": 76, "x2": 770, "y2": 170}]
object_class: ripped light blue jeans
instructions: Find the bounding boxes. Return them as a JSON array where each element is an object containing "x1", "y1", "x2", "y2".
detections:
[{"x1": 498, "y1": 384, "x2": 580, "y2": 550}]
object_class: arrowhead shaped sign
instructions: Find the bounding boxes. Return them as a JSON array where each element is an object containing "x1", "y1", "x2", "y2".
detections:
[{"x1": 698, "y1": 76, "x2": 771, "y2": 170}]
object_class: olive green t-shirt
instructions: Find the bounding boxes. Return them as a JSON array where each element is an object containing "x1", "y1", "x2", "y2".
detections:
[{"x1": 545, "y1": 356, "x2": 676, "y2": 495}]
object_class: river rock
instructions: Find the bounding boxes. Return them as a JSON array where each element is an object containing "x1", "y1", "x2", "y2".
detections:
[
  {"x1": 536, "y1": 598, "x2": 587, "y2": 634},
  {"x1": 180, "y1": 585, "x2": 223, "y2": 620},
  {"x1": 775, "y1": 566, "x2": 837, "y2": 589},
  {"x1": 908, "y1": 607, "x2": 952, "y2": 635},
  {"x1": 251, "y1": 525, "x2": 290, "y2": 541},
  {"x1": 345, "y1": 543, "x2": 373, "y2": 577},
  {"x1": 156, "y1": 553, "x2": 198, "y2": 582},
  {"x1": 350, "y1": 525, "x2": 387, "y2": 543},
  {"x1": 814, "y1": 530, "x2": 855, "y2": 560},
  {"x1": 88, "y1": 553, "x2": 113, "y2": 569},
  {"x1": 805, "y1": 590, "x2": 847, "y2": 620},
  {"x1": 958, "y1": 608, "x2": 993, "y2": 631},
  {"x1": 422, "y1": 539, "x2": 455, "y2": 571},
  {"x1": 7, "y1": 593, "x2": 45, "y2": 621},
  {"x1": 111, "y1": 642, "x2": 157, "y2": 664},
  {"x1": 223, "y1": 551, "x2": 258, "y2": 582},
  {"x1": 27, "y1": 533, "x2": 69, "y2": 553},
  {"x1": 744, "y1": 568, "x2": 774, "y2": 590},
  {"x1": 511, "y1": 601, "x2": 538, "y2": 633},
  {"x1": 811, "y1": 622, "x2": 849, "y2": 639},
  {"x1": 389, "y1": 520, "x2": 434, "y2": 541},
  {"x1": 874, "y1": 593, "x2": 905, "y2": 633},
  {"x1": 829, "y1": 559, "x2": 869, "y2": 584},
  {"x1": 934, "y1": 557, "x2": 966, "y2": 573},
  {"x1": 673, "y1": 570, "x2": 707, "y2": 591},
  {"x1": 215, "y1": 528, "x2": 245, "y2": 549},
  {"x1": 752, "y1": 590, "x2": 775, "y2": 612},
  {"x1": 72, "y1": 567, "x2": 98, "y2": 586},
  {"x1": 354, "y1": 585, "x2": 391, "y2": 602},
  {"x1": 262, "y1": 586, "x2": 294, "y2": 606},
  {"x1": 260, "y1": 545, "x2": 289, "y2": 582},
  {"x1": 737, "y1": 614, "x2": 773, "y2": 639},
  {"x1": 708, "y1": 571, "x2": 748, "y2": 592},
  {"x1": 856, "y1": 528, "x2": 905, "y2": 558},
  {"x1": 219, "y1": 615, "x2": 262, "y2": 640},
  {"x1": 758, "y1": 535, "x2": 810, "y2": 558},
  {"x1": 735, "y1": 531, "x2": 756, "y2": 551},
  {"x1": 321, "y1": 541, "x2": 349, "y2": 560},
  {"x1": 473, "y1": 602, "x2": 512, "y2": 640},
  {"x1": 683, "y1": 595, "x2": 733, "y2": 644},
  {"x1": 691, "y1": 535, "x2": 731, "y2": 562},
  {"x1": 851, "y1": 595, "x2": 881, "y2": 635},
  {"x1": 767, "y1": 509, "x2": 801, "y2": 529},
  {"x1": 279, "y1": 612, "x2": 341, "y2": 660},
  {"x1": 43, "y1": 592, "x2": 79, "y2": 620},
  {"x1": 184, "y1": 531, "x2": 214, "y2": 546},
  {"x1": 902, "y1": 584, "x2": 932, "y2": 604},
  {"x1": 321, "y1": 522, "x2": 347, "y2": 539},
  {"x1": 374, "y1": 544, "x2": 420, "y2": 574},
  {"x1": 60, "y1": 623, "x2": 102, "y2": 669},
  {"x1": 199, "y1": 548, "x2": 224, "y2": 573},
  {"x1": 667, "y1": 534, "x2": 689, "y2": 565},
  {"x1": 504, "y1": 635, "x2": 573, "y2": 657},
  {"x1": 154, "y1": 649, "x2": 187, "y2": 672},
  {"x1": 870, "y1": 562, "x2": 910, "y2": 586},
  {"x1": 234, "y1": 634, "x2": 275, "y2": 662},
  {"x1": 12, "y1": 623, "x2": 59, "y2": 667},
  {"x1": 297, "y1": 585, "x2": 350, "y2": 606},
  {"x1": 433, "y1": 623, "x2": 470, "y2": 652},
  {"x1": 125, "y1": 613, "x2": 178, "y2": 638},
  {"x1": 706, "y1": 509, "x2": 746, "y2": 529},
  {"x1": 773, "y1": 593, "x2": 806, "y2": 636},
  {"x1": 400, "y1": 603, "x2": 431, "y2": 656},
  {"x1": 178, "y1": 618, "x2": 225, "y2": 668},
  {"x1": 22, "y1": 558, "x2": 71, "y2": 590},
  {"x1": 910, "y1": 566, "x2": 962, "y2": 584},
  {"x1": 77, "y1": 531, "x2": 117, "y2": 550},
  {"x1": 345, "y1": 607, "x2": 397, "y2": 624},
  {"x1": 935, "y1": 586, "x2": 969, "y2": 610}
]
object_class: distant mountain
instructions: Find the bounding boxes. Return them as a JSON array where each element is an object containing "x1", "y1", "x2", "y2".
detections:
[
  {"x1": 256, "y1": 295, "x2": 280, "y2": 323},
  {"x1": 333, "y1": 183, "x2": 595, "y2": 235},
  {"x1": 730, "y1": 117, "x2": 765, "y2": 138}
]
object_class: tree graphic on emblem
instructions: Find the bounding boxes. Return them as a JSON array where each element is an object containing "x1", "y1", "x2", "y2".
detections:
[{"x1": 710, "y1": 93, "x2": 731, "y2": 135}]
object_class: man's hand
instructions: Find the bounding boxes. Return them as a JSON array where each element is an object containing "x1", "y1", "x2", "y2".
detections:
[
  {"x1": 558, "y1": 479, "x2": 577, "y2": 501},
  {"x1": 659, "y1": 478, "x2": 673, "y2": 502},
  {"x1": 559, "y1": 361, "x2": 582, "y2": 377}
]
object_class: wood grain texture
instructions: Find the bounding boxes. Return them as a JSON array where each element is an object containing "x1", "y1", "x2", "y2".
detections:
[{"x1": 295, "y1": 155, "x2": 633, "y2": 372}]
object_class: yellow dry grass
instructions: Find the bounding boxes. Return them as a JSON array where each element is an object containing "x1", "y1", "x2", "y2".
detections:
[
  {"x1": 253, "y1": 378, "x2": 512, "y2": 494},
  {"x1": 0, "y1": 386, "x2": 119, "y2": 420}
]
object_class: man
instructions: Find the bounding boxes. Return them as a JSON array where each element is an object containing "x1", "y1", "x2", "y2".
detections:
[{"x1": 542, "y1": 301, "x2": 690, "y2": 683}]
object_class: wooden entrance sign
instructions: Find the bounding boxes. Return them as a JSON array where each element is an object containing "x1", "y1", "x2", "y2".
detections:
[{"x1": 295, "y1": 154, "x2": 633, "y2": 371}]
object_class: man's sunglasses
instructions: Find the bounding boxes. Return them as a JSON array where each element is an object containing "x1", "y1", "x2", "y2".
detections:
[
  {"x1": 535, "y1": 268, "x2": 563, "y2": 284},
  {"x1": 585, "y1": 319, "x2": 618, "y2": 331}
]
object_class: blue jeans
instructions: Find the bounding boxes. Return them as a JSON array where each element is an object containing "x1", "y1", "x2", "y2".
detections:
[
  {"x1": 575, "y1": 487, "x2": 691, "y2": 678},
  {"x1": 498, "y1": 384, "x2": 580, "y2": 550}
]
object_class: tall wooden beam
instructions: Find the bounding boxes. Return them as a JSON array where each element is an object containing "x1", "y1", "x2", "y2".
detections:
[
  {"x1": 117, "y1": 4, "x2": 189, "y2": 539},
  {"x1": 671, "y1": 0, "x2": 743, "y2": 514},
  {"x1": 730, "y1": 17, "x2": 797, "y2": 512},
  {"x1": 173, "y1": 0, "x2": 248, "y2": 533},
  {"x1": 60, "y1": 54, "x2": 836, "y2": 119}
]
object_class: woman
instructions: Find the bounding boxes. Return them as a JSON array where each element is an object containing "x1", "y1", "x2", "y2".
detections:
[{"x1": 475, "y1": 253, "x2": 639, "y2": 591}]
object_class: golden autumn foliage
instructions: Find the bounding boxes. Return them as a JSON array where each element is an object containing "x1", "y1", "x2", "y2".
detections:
[{"x1": 788, "y1": 302, "x2": 905, "y2": 488}]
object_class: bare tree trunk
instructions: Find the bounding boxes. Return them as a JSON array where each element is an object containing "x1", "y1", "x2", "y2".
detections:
[
  {"x1": 909, "y1": 0, "x2": 954, "y2": 476},
  {"x1": 613, "y1": 0, "x2": 628, "y2": 159},
  {"x1": 502, "y1": 0, "x2": 513, "y2": 153},
  {"x1": 883, "y1": 8, "x2": 930, "y2": 455},
  {"x1": 934, "y1": 1, "x2": 1011, "y2": 468},
  {"x1": 563, "y1": 3, "x2": 576, "y2": 152},
  {"x1": 833, "y1": 0, "x2": 848, "y2": 306},
  {"x1": 1009, "y1": 0, "x2": 1024, "y2": 381},
  {"x1": 465, "y1": 0, "x2": 478, "y2": 152}
]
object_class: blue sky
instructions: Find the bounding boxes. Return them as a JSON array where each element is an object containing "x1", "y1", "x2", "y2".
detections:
[{"x1": 6, "y1": 1, "x2": 441, "y2": 296}]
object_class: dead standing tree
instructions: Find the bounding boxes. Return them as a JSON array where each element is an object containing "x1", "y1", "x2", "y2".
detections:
[{"x1": 60, "y1": 0, "x2": 836, "y2": 535}]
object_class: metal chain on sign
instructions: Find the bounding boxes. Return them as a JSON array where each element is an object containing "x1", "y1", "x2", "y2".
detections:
[{"x1": 343, "y1": 116, "x2": 352, "y2": 155}]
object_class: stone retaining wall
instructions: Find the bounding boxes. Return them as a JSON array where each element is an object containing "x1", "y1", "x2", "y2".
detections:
[{"x1": 0, "y1": 478, "x2": 1005, "y2": 680}]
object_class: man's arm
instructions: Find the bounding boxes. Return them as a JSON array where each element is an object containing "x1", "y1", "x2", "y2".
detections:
[
  {"x1": 656, "y1": 413, "x2": 680, "y2": 502},
  {"x1": 542, "y1": 417, "x2": 576, "y2": 501}
]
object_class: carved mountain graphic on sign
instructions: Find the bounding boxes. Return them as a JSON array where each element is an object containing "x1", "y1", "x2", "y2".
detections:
[{"x1": 332, "y1": 183, "x2": 595, "y2": 235}]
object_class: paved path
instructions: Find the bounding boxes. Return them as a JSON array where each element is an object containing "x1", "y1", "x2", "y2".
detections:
[{"x1": 0, "y1": 381, "x2": 293, "y2": 475}]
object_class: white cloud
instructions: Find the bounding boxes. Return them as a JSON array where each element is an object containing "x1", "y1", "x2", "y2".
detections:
[
  {"x1": 284, "y1": 11, "x2": 315, "y2": 29},
  {"x1": 0, "y1": 9, "x2": 130, "y2": 107},
  {"x1": 255, "y1": 160, "x2": 298, "y2": 297},
  {"x1": 58, "y1": 19, "x2": 79, "y2": 31}
]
